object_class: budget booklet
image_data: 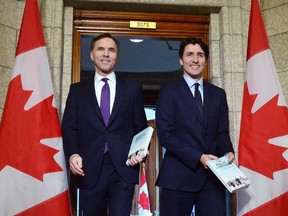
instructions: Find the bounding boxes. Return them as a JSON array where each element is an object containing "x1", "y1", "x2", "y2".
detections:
[
  {"x1": 126, "y1": 126, "x2": 154, "y2": 166},
  {"x1": 206, "y1": 156, "x2": 251, "y2": 193}
]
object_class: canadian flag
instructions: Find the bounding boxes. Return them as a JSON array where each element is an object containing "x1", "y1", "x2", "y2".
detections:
[
  {"x1": 138, "y1": 164, "x2": 152, "y2": 216},
  {"x1": 237, "y1": 0, "x2": 288, "y2": 215},
  {"x1": 0, "y1": 0, "x2": 71, "y2": 215}
]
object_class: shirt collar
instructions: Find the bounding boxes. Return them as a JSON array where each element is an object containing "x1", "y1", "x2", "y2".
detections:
[
  {"x1": 95, "y1": 71, "x2": 116, "y2": 85},
  {"x1": 183, "y1": 73, "x2": 203, "y2": 89}
]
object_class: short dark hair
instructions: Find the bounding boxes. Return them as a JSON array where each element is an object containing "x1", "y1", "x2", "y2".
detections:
[
  {"x1": 179, "y1": 37, "x2": 209, "y2": 59},
  {"x1": 90, "y1": 33, "x2": 120, "y2": 53}
]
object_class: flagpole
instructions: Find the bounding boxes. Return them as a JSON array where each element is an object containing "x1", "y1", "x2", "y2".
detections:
[{"x1": 77, "y1": 188, "x2": 80, "y2": 216}]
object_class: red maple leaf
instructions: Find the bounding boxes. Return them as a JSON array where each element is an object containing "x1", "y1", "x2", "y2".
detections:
[
  {"x1": 0, "y1": 75, "x2": 63, "y2": 181},
  {"x1": 239, "y1": 83, "x2": 288, "y2": 179},
  {"x1": 139, "y1": 191, "x2": 150, "y2": 210}
]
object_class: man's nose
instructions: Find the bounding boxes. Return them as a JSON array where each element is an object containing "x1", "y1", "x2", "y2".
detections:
[
  {"x1": 192, "y1": 55, "x2": 199, "y2": 62},
  {"x1": 103, "y1": 49, "x2": 109, "y2": 56}
]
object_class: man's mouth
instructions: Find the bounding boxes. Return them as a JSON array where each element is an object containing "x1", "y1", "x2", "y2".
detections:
[
  {"x1": 191, "y1": 65, "x2": 200, "y2": 69},
  {"x1": 101, "y1": 60, "x2": 110, "y2": 64}
]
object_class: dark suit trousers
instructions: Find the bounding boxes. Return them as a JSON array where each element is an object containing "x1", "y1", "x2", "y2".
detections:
[
  {"x1": 160, "y1": 179, "x2": 226, "y2": 216},
  {"x1": 79, "y1": 153, "x2": 135, "y2": 216}
]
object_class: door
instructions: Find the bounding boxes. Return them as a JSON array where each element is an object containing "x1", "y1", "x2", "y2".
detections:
[{"x1": 71, "y1": 9, "x2": 210, "y2": 216}]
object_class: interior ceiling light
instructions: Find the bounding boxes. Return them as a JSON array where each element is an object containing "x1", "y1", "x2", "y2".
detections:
[{"x1": 130, "y1": 39, "x2": 144, "y2": 43}]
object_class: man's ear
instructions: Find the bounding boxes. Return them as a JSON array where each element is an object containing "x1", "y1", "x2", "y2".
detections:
[
  {"x1": 179, "y1": 58, "x2": 183, "y2": 66},
  {"x1": 90, "y1": 52, "x2": 94, "y2": 61}
]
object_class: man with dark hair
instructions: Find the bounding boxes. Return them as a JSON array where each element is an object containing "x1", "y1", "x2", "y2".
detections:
[
  {"x1": 62, "y1": 33, "x2": 147, "y2": 215},
  {"x1": 156, "y1": 37, "x2": 235, "y2": 215}
]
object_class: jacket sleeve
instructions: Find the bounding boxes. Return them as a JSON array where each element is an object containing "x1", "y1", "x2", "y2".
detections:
[{"x1": 61, "y1": 84, "x2": 80, "y2": 161}]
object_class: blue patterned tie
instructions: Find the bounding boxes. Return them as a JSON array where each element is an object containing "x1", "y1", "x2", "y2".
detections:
[
  {"x1": 194, "y1": 83, "x2": 203, "y2": 118},
  {"x1": 100, "y1": 78, "x2": 110, "y2": 153}
]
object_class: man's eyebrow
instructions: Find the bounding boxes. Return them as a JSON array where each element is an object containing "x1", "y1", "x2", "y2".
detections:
[
  {"x1": 96, "y1": 46, "x2": 116, "y2": 50},
  {"x1": 185, "y1": 51, "x2": 204, "y2": 54}
]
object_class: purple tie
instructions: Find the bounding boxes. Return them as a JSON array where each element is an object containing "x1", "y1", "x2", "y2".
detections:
[{"x1": 100, "y1": 78, "x2": 110, "y2": 153}]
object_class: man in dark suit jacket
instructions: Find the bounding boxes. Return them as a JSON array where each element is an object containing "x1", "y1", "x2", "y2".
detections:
[
  {"x1": 156, "y1": 37, "x2": 235, "y2": 216},
  {"x1": 61, "y1": 33, "x2": 147, "y2": 216}
]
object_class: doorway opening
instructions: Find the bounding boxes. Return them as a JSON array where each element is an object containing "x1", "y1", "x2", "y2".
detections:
[{"x1": 81, "y1": 35, "x2": 183, "y2": 105}]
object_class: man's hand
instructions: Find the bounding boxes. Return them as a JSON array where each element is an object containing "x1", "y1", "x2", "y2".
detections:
[
  {"x1": 126, "y1": 150, "x2": 149, "y2": 166},
  {"x1": 225, "y1": 152, "x2": 236, "y2": 164},
  {"x1": 126, "y1": 155, "x2": 144, "y2": 166},
  {"x1": 200, "y1": 154, "x2": 219, "y2": 169},
  {"x1": 69, "y1": 154, "x2": 84, "y2": 176}
]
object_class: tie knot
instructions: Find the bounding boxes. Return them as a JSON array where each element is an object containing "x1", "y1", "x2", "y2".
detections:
[
  {"x1": 194, "y1": 83, "x2": 200, "y2": 89},
  {"x1": 102, "y1": 78, "x2": 109, "y2": 84}
]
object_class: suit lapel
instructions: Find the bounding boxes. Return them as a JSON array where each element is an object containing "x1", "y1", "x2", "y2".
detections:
[
  {"x1": 86, "y1": 78, "x2": 104, "y2": 123},
  {"x1": 202, "y1": 82, "x2": 212, "y2": 128},
  {"x1": 108, "y1": 76, "x2": 125, "y2": 126}
]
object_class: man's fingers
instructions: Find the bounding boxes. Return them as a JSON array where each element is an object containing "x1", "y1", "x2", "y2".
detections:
[
  {"x1": 70, "y1": 157, "x2": 84, "y2": 176},
  {"x1": 128, "y1": 155, "x2": 143, "y2": 166}
]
